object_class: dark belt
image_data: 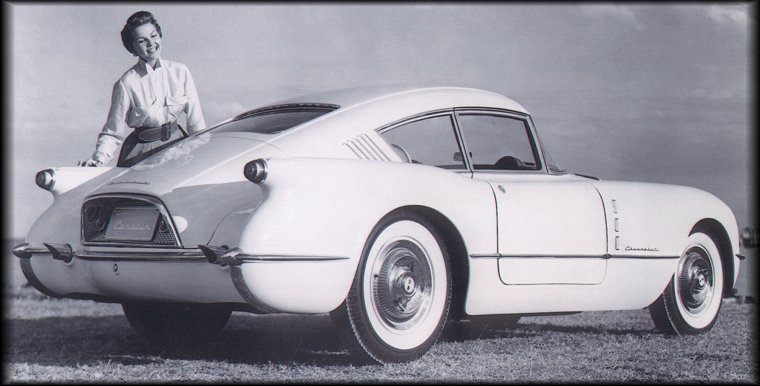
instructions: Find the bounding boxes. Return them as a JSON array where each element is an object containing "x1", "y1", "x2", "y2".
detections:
[{"x1": 135, "y1": 121, "x2": 177, "y2": 143}]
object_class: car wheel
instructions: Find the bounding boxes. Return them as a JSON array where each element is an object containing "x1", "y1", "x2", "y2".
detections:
[
  {"x1": 649, "y1": 230, "x2": 724, "y2": 335},
  {"x1": 332, "y1": 211, "x2": 452, "y2": 364},
  {"x1": 122, "y1": 302, "x2": 232, "y2": 346}
]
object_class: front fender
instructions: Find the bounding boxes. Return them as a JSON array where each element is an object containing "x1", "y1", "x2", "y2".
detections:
[{"x1": 590, "y1": 180, "x2": 740, "y2": 283}]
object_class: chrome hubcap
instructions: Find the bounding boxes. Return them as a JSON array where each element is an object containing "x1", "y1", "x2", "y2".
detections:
[
  {"x1": 372, "y1": 239, "x2": 433, "y2": 331},
  {"x1": 677, "y1": 248, "x2": 714, "y2": 316}
]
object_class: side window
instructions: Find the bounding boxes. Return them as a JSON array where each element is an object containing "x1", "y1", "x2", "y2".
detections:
[
  {"x1": 457, "y1": 114, "x2": 541, "y2": 171},
  {"x1": 379, "y1": 115, "x2": 466, "y2": 170}
]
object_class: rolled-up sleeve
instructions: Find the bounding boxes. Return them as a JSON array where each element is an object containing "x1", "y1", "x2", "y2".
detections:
[
  {"x1": 92, "y1": 80, "x2": 130, "y2": 164},
  {"x1": 183, "y1": 68, "x2": 206, "y2": 133}
]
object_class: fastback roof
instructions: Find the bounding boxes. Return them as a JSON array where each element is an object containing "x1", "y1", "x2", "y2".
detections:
[
  {"x1": 262, "y1": 86, "x2": 531, "y2": 159},
  {"x1": 269, "y1": 86, "x2": 529, "y2": 115}
]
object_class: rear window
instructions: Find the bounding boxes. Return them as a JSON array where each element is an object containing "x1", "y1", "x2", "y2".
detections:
[{"x1": 211, "y1": 104, "x2": 339, "y2": 135}]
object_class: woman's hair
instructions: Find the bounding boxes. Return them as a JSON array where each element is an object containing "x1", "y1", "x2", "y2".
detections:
[{"x1": 120, "y1": 11, "x2": 162, "y2": 55}]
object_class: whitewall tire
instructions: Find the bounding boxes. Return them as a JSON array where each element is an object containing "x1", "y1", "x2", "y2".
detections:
[
  {"x1": 649, "y1": 230, "x2": 724, "y2": 335},
  {"x1": 332, "y1": 211, "x2": 451, "y2": 364}
]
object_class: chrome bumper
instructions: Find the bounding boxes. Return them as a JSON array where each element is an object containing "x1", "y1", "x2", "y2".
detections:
[
  {"x1": 12, "y1": 243, "x2": 207, "y2": 262},
  {"x1": 14, "y1": 243, "x2": 349, "y2": 264},
  {"x1": 13, "y1": 243, "x2": 351, "y2": 314}
]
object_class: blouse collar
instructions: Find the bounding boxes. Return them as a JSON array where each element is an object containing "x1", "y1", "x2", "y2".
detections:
[{"x1": 136, "y1": 57, "x2": 163, "y2": 76}]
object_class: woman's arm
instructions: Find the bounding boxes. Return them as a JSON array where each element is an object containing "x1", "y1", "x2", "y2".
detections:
[
  {"x1": 88, "y1": 80, "x2": 131, "y2": 165},
  {"x1": 183, "y1": 67, "x2": 206, "y2": 133}
]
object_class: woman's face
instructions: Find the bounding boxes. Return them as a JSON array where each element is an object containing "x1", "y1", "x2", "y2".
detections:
[{"x1": 131, "y1": 23, "x2": 161, "y2": 65}]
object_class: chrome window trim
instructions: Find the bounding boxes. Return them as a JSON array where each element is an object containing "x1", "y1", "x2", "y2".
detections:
[
  {"x1": 453, "y1": 108, "x2": 546, "y2": 174},
  {"x1": 194, "y1": 103, "x2": 341, "y2": 137},
  {"x1": 374, "y1": 107, "x2": 549, "y2": 175},
  {"x1": 376, "y1": 110, "x2": 469, "y2": 172},
  {"x1": 375, "y1": 108, "x2": 453, "y2": 134},
  {"x1": 232, "y1": 103, "x2": 341, "y2": 121},
  {"x1": 528, "y1": 115, "x2": 568, "y2": 175}
]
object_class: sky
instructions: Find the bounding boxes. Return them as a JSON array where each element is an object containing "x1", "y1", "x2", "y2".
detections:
[{"x1": 6, "y1": 3, "x2": 755, "y2": 239}]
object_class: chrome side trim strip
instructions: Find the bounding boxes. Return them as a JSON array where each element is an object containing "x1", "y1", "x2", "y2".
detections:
[
  {"x1": 470, "y1": 254, "x2": 499, "y2": 259},
  {"x1": 236, "y1": 254, "x2": 351, "y2": 262},
  {"x1": 473, "y1": 253, "x2": 679, "y2": 260},
  {"x1": 604, "y1": 255, "x2": 678, "y2": 260},
  {"x1": 76, "y1": 249, "x2": 207, "y2": 261},
  {"x1": 499, "y1": 254, "x2": 613, "y2": 258},
  {"x1": 21, "y1": 243, "x2": 673, "y2": 263},
  {"x1": 18, "y1": 244, "x2": 351, "y2": 263}
]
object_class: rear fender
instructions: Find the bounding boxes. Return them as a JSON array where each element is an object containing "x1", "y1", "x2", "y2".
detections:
[
  {"x1": 208, "y1": 157, "x2": 497, "y2": 312},
  {"x1": 25, "y1": 167, "x2": 125, "y2": 247}
]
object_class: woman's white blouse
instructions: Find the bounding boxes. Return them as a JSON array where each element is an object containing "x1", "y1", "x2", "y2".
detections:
[{"x1": 92, "y1": 58, "x2": 206, "y2": 164}]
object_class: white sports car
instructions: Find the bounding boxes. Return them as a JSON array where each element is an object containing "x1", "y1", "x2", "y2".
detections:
[{"x1": 14, "y1": 86, "x2": 742, "y2": 364}]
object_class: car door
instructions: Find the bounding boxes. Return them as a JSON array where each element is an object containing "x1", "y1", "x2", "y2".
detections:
[{"x1": 455, "y1": 110, "x2": 608, "y2": 285}]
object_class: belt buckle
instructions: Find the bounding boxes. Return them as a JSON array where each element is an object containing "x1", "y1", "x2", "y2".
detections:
[{"x1": 161, "y1": 123, "x2": 171, "y2": 141}]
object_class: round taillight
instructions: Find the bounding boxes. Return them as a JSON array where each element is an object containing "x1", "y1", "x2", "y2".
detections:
[
  {"x1": 244, "y1": 159, "x2": 268, "y2": 184},
  {"x1": 35, "y1": 169, "x2": 55, "y2": 191}
]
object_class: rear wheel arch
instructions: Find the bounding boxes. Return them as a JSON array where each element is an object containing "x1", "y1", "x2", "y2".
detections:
[{"x1": 391, "y1": 205, "x2": 470, "y2": 322}]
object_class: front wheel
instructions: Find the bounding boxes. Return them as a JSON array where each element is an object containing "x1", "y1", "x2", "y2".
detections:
[
  {"x1": 332, "y1": 212, "x2": 452, "y2": 364},
  {"x1": 649, "y1": 230, "x2": 724, "y2": 335}
]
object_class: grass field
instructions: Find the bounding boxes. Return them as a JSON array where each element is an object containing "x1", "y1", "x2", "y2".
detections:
[{"x1": 3, "y1": 282, "x2": 756, "y2": 383}]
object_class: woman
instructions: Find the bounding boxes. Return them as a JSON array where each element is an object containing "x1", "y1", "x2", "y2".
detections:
[{"x1": 80, "y1": 11, "x2": 206, "y2": 167}]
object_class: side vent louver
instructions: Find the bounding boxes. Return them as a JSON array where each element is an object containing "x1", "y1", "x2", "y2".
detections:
[{"x1": 343, "y1": 134, "x2": 391, "y2": 161}]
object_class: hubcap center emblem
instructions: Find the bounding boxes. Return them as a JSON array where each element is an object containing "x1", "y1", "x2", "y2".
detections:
[{"x1": 403, "y1": 276, "x2": 415, "y2": 294}]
